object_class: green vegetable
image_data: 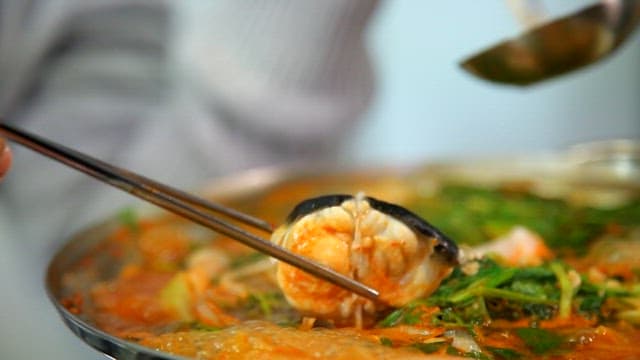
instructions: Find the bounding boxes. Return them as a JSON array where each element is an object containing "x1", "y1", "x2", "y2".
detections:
[
  {"x1": 486, "y1": 346, "x2": 523, "y2": 360},
  {"x1": 412, "y1": 342, "x2": 444, "y2": 354},
  {"x1": 230, "y1": 252, "x2": 268, "y2": 269},
  {"x1": 241, "y1": 291, "x2": 298, "y2": 324},
  {"x1": 379, "y1": 337, "x2": 393, "y2": 347},
  {"x1": 413, "y1": 184, "x2": 640, "y2": 253},
  {"x1": 417, "y1": 258, "x2": 640, "y2": 327},
  {"x1": 515, "y1": 327, "x2": 563, "y2": 355},
  {"x1": 549, "y1": 262, "x2": 574, "y2": 318},
  {"x1": 443, "y1": 346, "x2": 491, "y2": 360},
  {"x1": 466, "y1": 351, "x2": 493, "y2": 360},
  {"x1": 160, "y1": 272, "x2": 194, "y2": 322},
  {"x1": 246, "y1": 292, "x2": 284, "y2": 318},
  {"x1": 428, "y1": 259, "x2": 561, "y2": 325},
  {"x1": 192, "y1": 323, "x2": 222, "y2": 331},
  {"x1": 378, "y1": 308, "x2": 405, "y2": 328},
  {"x1": 446, "y1": 345, "x2": 461, "y2": 356},
  {"x1": 117, "y1": 207, "x2": 139, "y2": 232},
  {"x1": 578, "y1": 294, "x2": 605, "y2": 315},
  {"x1": 378, "y1": 304, "x2": 426, "y2": 327},
  {"x1": 617, "y1": 309, "x2": 640, "y2": 325}
]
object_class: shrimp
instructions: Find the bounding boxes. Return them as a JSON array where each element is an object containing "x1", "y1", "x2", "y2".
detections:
[
  {"x1": 270, "y1": 193, "x2": 459, "y2": 325},
  {"x1": 466, "y1": 226, "x2": 553, "y2": 267}
]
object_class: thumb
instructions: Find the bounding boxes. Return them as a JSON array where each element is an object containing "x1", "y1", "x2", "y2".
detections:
[{"x1": 0, "y1": 137, "x2": 12, "y2": 180}]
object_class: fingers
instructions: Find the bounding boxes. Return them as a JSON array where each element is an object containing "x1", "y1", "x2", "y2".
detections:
[{"x1": 0, "y1": 137, "x2": 12, "y2": 181}]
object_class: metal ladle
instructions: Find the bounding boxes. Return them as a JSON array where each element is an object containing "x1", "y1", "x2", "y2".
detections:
[{"x1": 461, "y1": 0, "x2": 640, "y2": 86}]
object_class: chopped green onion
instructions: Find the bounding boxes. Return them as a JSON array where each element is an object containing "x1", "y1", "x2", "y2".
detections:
[
  {"x1": 550, "y1": 262, "x2": 573, "y2": 318},
  {"x1": 379, "y1": 337, "x2": 393, "y2": 347},
  {"x1": 117, "y1": 207, "x2": 139, "y2": 232},
  {"x1": 515, "y1": 327, "x2": 563, "y2": 355}
]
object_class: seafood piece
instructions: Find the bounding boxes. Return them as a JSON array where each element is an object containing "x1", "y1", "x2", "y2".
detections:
[
  {"x1": 465, "y1": 226, "x2": 553, "y2": 266},
  {"x1": 580, "y1": 230, "x2": 640, "y2": 281},
  {"x1": 271, "y1": 194, "x2": 458, "y2": 324}
]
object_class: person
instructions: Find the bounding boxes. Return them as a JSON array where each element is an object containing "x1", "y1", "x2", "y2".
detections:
[
  {"x1": 0, "y1": 1, "x2": 380, "y2": 359},
  {"x1": 0, "y1": 138, "x2": 10, "y2": 180},
  {"x1": 2, "y1": 2, "x2": 637, "y2": 360}
]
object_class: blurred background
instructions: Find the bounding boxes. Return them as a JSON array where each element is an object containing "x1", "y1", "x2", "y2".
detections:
[
  {"x1": 0, "y1": 1, "x2": 638, "y2": 359},
  {"x1": 347, "y1": 0, "x2": 640, "y2": 165}
]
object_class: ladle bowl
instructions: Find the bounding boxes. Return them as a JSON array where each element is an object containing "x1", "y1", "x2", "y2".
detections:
[{"x1": 461, "y1": 0, "x2": 640, "y2": 86}]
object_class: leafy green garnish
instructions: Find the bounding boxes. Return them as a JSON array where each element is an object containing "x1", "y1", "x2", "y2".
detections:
[
  {"x1": 444, "y1": 346, "x2": 491, "y2": 360},
  {"x1": 239, "y1": 291, "x2": 303, "y2": 326},
  {"x1": 117, "y1": 207, "x2": 139, "y2": 232},
  {"x1": 486, "y1": 346, "x2": 523, "y2": 360},
  {"x1": 446, "y1": 345, "x2": 462, "y2": 356},
  {"x1": 428, "y1": 259, "x2": 560, "y2": 325},
  {"x1": 515, "y1": 327, "x2": 564, "y2": 355},
  {"x1": 413, "y1": 184, "x2": 640, "y2": 253},
  {"x1": 466, "y1": 351, "x2": 493, "y2": 360},
  {"x1": 549, "y1": 262, "x2": 574, "y2": 318},
  {"x1": 378, "y1": 303, "x2": 427, "y2": 327},
  {"x1": 412, "y1": 342, "x2": 444, "y2": 354},
  {"x1": 192, "y1": 323, "x2": 222, "y2": 331},
  {"x1": 246, "y1": 292, "x2": 282, "y2": 318},
  {"x1": 379, "y1": 337, "x2": 393, "y2": 347},
  {"x1": 378, "y1": 309, "x2": 405, "y2": 328},
  {"x1": 578, "y1": 294, "x2": 605, "y2": 315},
  {"x1": 229, "y1": 252, "x2": 267, "y2": 269},
  {"x1": 411, "y1": 258, "x2": 640, "y2": 327}
]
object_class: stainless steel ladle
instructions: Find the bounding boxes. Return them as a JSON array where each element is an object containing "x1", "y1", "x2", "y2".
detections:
[{"x1": 461, "y1": 0, "x2": 640, "y2": 86}]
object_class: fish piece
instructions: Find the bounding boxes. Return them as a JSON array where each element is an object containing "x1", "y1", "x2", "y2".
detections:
[{"x1": 271, "y1": 194, "x2": 458, "y2": 325}]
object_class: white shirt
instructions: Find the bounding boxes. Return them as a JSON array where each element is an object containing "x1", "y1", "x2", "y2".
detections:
[{"x1": 0, "y1": 1, "x2": 378, "y2": 359}]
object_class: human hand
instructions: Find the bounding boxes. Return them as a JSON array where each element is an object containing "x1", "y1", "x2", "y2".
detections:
[{"x1": 0, "y1": 137, "x2": 12, "y2": 181}]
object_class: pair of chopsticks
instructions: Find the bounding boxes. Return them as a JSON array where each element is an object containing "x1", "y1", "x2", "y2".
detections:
[{"x1": 0, "y1": 122, "x2": 380, "y2": 302}]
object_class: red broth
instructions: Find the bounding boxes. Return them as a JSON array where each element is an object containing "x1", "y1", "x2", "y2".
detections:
[{"x1": 59, "y1": 177, "x2": 640, "y2": 359}]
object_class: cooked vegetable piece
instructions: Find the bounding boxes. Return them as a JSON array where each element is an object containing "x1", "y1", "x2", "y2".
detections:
[
  {"x1": 384, "y1": 258, "x2": 620, "y2": 327},
  {"x1": 515, "y1": 327, "x2": 564, "y2": 355},
  {"x1": 229, "y1": 252, "x2": 267, "y2": 269},
  {"x1": 412, "y1": 342, "x2": 445, "y2": 354},
  {"x1": 160, "y1": 272, "x2": 194, "y2": 321},
  {"x1": 414, "y1": 185, "x2": 640, "y2": 253},
  {"x1": 486, "y1": 347, "x2": 523, "y2": 360},
  {"x1": 117, "y1": 207, "x2": 139, "y2": 232}
]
